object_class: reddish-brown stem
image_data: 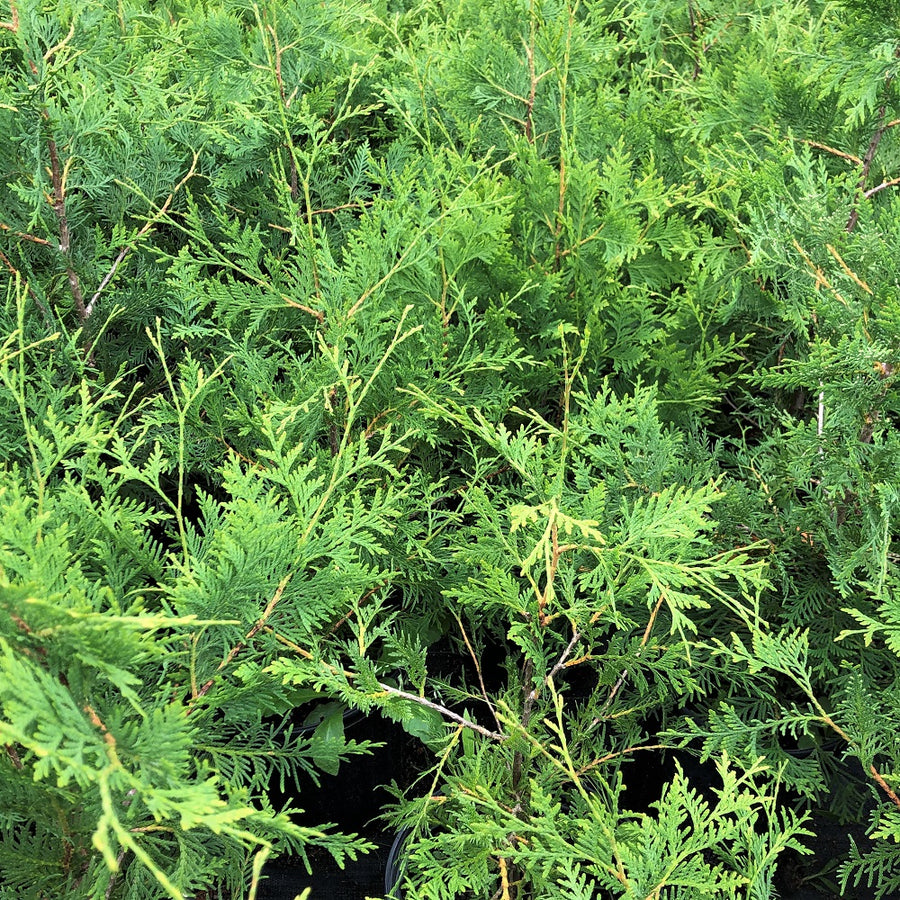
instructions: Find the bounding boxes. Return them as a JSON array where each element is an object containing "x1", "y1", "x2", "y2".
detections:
[
  {"x1": 284, "y1": 296, "x2": 325, "y2": 322},
  {"x1": 327, "y1": 582, "x2": 387, "y2": 635},
  {"x1": 0, "y1": 0, "x2": 18, "y2": 31},
  {"x1": 0, "y1": 223, "x2": 51, "y2": 245},
  {"x1": 456, "y1": 613, "x2": 503, "y2": 732},
  {"x1": 846, "y1": 111, "x2": 887, "y2": 231},
  {"x1": 103, "y1": 849, "x2": 128, "y2": 899},
  {"x1": 46, "y1": 137, "x2": 86, "y2": 321},
  {"x1": 870, "y1": 765, "x2": 900, "y2": 811},
  {"x1": 522, "y1": 40, "x2": 537, "y2": 143},
  {"x1": 803, "y1": 707, "x2": 900, "y2": 812},
  {"x1": 846, "y1": 69, "x2": 899, "y2": 232},
  {"x1": 555, "y1": 223, "x2": 605, "y2": 259},
  {"x1": 363, "y1": 405, "x2": 399, "y2": 440},
  {"x1": 309, "y1": 199, "x2": 373, "y2": 217},
  {"x1": 577, "y1": 743, "x2": 668, "y2": 776},
  {"x1": 215, "y1": 436, "x2": 265, "y2": 469},
  {"x1": 687, "y1": 0, "x2": 701, "y2": 79},
  {"x1": 192, "y1": 573, "x2": 293, "y2": 704},
  {"x1": 84, "y1": 704, "x2": 118, "y2": 757},
  {"x1": 4, "y1": 744, "x2": 23, "y2": 770},
  {"x1": 640, "y1": 592, "x2": 667, "y2": 648}
]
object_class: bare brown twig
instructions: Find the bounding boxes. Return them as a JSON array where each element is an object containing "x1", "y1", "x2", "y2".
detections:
[
  {"x1": 811, "y1": 709, "x2": 900, "y2": 812},
  {"x1": 379, "y1": 685, "x2": 506, "y2": 741},
  {"x1": 846, "y1": 75, "x2": 900, "y2": 232},
  {"x1": 864, "y1": 177, "x2": 900, "y2": 199},
  {"x1": 802, "y1": 139, "x2": 862, "y2": 166}
]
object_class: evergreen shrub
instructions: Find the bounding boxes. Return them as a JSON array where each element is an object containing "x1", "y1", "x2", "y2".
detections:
[{"x1": 1, "y1": 0, "x2": 899, "y2": 897}]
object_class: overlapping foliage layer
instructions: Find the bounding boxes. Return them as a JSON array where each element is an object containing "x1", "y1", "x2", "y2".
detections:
[{"x1": 1, "y1": 0, "x2": 899, "y2": 897}]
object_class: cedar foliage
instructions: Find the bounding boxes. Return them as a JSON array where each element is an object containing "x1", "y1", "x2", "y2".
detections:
[{"x1": 1, "y1": 0, "x2": 900, "y2": 897}]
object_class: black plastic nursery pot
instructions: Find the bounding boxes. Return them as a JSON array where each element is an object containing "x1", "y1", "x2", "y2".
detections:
[
  {"x1": 258, "y1": 710, "x2": 428, "y2": 900},
  {"x1": 383, "y1": 793, "x2": 446, "y2": 900},
  {"x1": 383, "y1": 823, "x2": 411, "y2": 900},
  {"x1": 259, "y1": 841, "x2": 394, "y2": 900}
]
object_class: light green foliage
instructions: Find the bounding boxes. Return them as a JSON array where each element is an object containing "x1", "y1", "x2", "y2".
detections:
[
  {"x1": 395, "y1": 753, "x2": 811, "y2": 900},
  {"x1": 3, "y1": 0, "x2": 900, "y2": 897}
]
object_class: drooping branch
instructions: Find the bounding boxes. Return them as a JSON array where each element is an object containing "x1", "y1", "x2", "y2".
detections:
[{"x1": 264, "y1": 626, "x2": 507, "y2": 742}]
